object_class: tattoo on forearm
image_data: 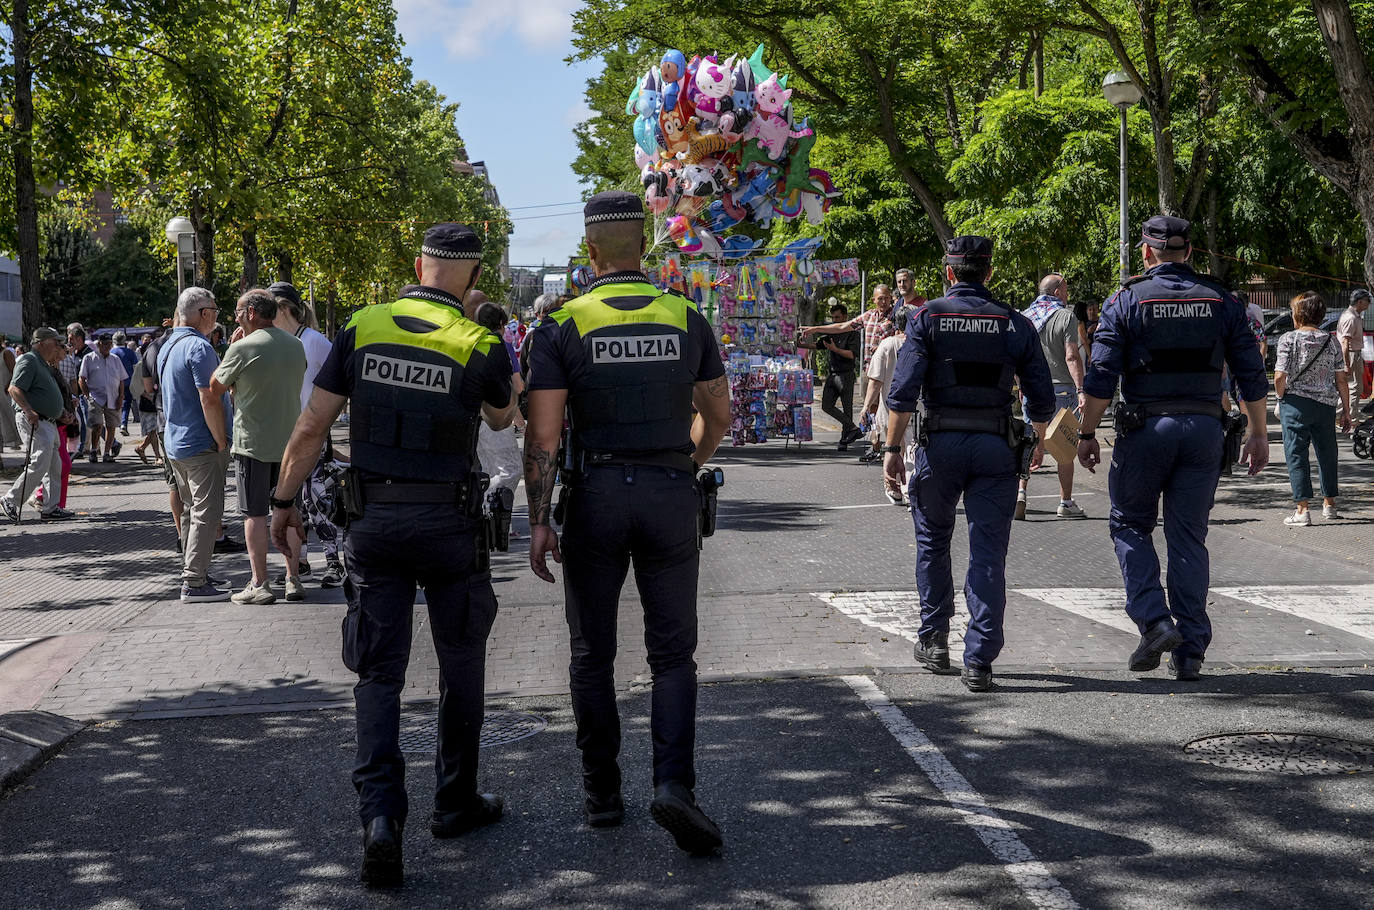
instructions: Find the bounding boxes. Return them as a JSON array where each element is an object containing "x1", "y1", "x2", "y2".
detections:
[
  {"x1": 524, "y1": 444, "x2": 557, "y2": 525},
  {"x1": 705, "y1": 375, "x2": 728, "y2": 398}
]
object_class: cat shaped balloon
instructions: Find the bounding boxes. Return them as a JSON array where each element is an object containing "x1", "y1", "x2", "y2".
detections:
[
  {"x1": 630, "y1": 68, "x2": 663, "y2": 156},
  {"x1": 692, "y1": 55, "x2": 734, "y2": 127},
  {"x1": 746, "y1": 75, "x2": 813, "y2": 161}
]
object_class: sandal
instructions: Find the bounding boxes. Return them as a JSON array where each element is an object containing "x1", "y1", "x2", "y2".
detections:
[{"x1": 135, "y1": 445, "x2": 150, "y2": 466}]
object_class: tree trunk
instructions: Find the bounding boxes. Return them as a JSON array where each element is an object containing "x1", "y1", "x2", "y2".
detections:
[
  {"x1": 1033, "y1": 34, "x2": 1044, "y2": 97},
  {"x1": 1204, "y1": 183, "x2": 1227, "y2": 280},
  {"x1": 326, "y1": 286, "x2": 338, "y2": 338},
  {"x1": 11, "y1": 0, "x2": 44, "y2": 336},
  {"x1": 276, "y1": 249, "x2": 293, "y2": 284},
  {"x1": 188, "y1": 192, "x2": 216, "y2": 290},
  {"x1": 240, "y1": 228, "x2": 259, "y2": 293}
]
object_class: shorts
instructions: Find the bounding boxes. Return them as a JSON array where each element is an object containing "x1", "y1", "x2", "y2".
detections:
[
  {"x1": 87, "y1": 403, "x2": 118, "y2": 428},
  {"x1": 235, "y1": 454, "x2": 281, "y2": 517},
  {"x1": 1023, "y1": 383, "x2": 1079, "y2": 427}
]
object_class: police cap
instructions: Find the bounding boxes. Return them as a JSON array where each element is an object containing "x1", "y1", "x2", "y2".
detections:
[
  {"x1": 421, "y1": 223, "x2": 484, "y2": 260},
  {"x1": 268, "y1": 281, "x2": 301, "y2": 307},
  {"x1": 944, "y1": 235, "x2": 993, "y2": 263},
  {"x1": 1140, "y1": 215, "x2": 1190, "y2": 250},
  {"x1": 584, "y1": 190, "x2": 645, "y2": 225}
]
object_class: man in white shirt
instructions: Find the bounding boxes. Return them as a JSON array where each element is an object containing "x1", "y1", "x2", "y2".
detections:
[
  {"x1": 1337, "y1": 289, "x2": 1370, "y2": 411},
  {"x1": 861, "y1": 307, "x2": 913, "y2": 504},
  {"x1": 78, "y1": 333, "x2": 128, "y2": 463}
]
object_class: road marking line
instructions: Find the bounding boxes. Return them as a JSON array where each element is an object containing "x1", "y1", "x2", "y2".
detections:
[
  {"x1": 817, "y1": 591, "x2": 969, "y2": 657},
  {"x1": 843, "y1": 675, "x2": 1081, "y2": 910},
  {"x1": 1014, "y1": 588, "x2": 1140, "y2": 635},
  {"x1": 1213, "y1": 585, "x2": 1374, "y2": 639}
]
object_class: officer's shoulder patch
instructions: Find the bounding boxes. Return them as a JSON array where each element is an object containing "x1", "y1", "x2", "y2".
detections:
[{"x1": 1121, "y1": 274, "x2": 1150, "y2": 290}]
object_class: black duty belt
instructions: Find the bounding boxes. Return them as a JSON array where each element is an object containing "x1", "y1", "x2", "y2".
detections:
[
  {"x1": 362, "y1": 479, "x2": 467, "y2": 504},
  {"x1": 583, "y1": 450, "x2": 696, "y2": 472},
  {"x1": 925, "y1": 413, "x2": 1009, "y2": 436},
  {"x1": 1138, "y1": 401, "x2": 1225, "y2": 421}
]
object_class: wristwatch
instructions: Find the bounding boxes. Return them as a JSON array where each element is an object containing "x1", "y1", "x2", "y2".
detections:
[
  {"x1": 882, "y1": 445, "x2": 902, "y2": 453},
  {"x1": 268, "y1": 488, "x2": 296, "y2": 510},
  {"x1": 1077, "y1": 431, "x2": 1096, "y2": 440}
]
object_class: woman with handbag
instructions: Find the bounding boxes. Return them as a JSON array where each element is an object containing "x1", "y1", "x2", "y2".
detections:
[{"x1": 1273, "y1": 291, "x2": 1351, "y2": 526}]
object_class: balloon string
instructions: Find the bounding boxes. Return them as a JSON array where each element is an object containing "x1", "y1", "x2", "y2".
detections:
[{"x1": 1194, "y1": 247, "x2": 1364, "y2": 286}]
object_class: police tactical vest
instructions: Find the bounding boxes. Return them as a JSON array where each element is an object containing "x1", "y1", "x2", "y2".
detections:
[
  {"x1": 923, "y1": 291, "x2": 1018, "y2": 417},
  {"x1": 552, "y1": 280, "x2": 697, "y2": 455},
  {"x1": 348, "y1": 294, "x2": 497, "y2": 480},
  {"x1": 1120, "y1": 266, "x2": 1226, "y2": 402}
]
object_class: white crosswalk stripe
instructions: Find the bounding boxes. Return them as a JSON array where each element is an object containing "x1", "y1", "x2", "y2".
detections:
[
  {"x1": 816, "y1": 586, "x2": 1374, "y2": 647},
  {"x1": 1213, "y1": 585, "x2": 1374, "y2": 639}
]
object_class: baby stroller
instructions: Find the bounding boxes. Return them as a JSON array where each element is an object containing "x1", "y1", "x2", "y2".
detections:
[{"x1": 1353, "y1": 399, "x2": 1374, "y2": 459}]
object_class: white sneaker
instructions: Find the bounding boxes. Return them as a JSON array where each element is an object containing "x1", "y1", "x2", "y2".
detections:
[
  {"x1": 284, "y1": 576, "x2": 306, "y2": 602},
  {"x1": 1283, "y1": 510, "x2": 1312, "y2": 527},
  {"x1": 231, "y1": 582, "x2": 277, "y2": 605},
  {"x1": 1057, "y1": 501, "x2": 1087, "y2": 519},
  {"x1": 885, "y1": 488, "x2": 904, "y2": 506},
  {"x1": 1014, "y1": 494, "x2": 1027, "y2": 521},
  {"x1": 1322, "y1": 504, "x2": 1339, "y2": 520}
]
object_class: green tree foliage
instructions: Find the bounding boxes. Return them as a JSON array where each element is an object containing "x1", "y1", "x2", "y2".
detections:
[{"x1": 573, "y1": 0, "x2": 1374, "y2": 298}]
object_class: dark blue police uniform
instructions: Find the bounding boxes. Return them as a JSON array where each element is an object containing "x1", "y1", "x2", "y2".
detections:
[
  {"x1": 313, "y1": 233, "x2": 513, "y2": 849},
  {"x1": 887, "y1": 236, "x2": 1054, "y2": 684},
  {"x1": 526, "y1": 266, "x2": 724, "y2": 803},
  {"x1": 1084, "y1": 217, "x2": 1267, "y2": 675}
]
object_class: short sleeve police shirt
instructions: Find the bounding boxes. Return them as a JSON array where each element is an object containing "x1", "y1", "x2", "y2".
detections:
[
  {"x1": 525, "y1": 286, "x2": 724, "y2": 392},
  {"x1": 314, "y1": 292, "x2": 512, "y2": 411}
]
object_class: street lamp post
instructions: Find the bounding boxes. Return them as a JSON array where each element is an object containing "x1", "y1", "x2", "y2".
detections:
[
  {"x1": 164, "y1": 216, "x2": 195, "y2": 294},
  {"x1": 1102, "y1": 72, "x2": 1143, "y2": 284}
]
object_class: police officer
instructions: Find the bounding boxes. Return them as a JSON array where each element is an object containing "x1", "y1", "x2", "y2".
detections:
[
  {"x1": 884, "y1": 236, "x2": 1054, "y2": 692},
  {"x1": 1075, "y1": 216, "x2": 1268, "y2": 681},
  {"x1": 523, "y1": 190, "x2": 732, "y2": 854},
  {"x1": 270, "y1": 224, "x2": 516, "y2": 888}
]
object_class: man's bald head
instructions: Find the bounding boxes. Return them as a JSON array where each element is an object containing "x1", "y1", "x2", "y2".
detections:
[
  {"x1": 463, "y1": 288, "x2": 490, "y2": 320},
  {"x1": 414, "y1": 255, "x2": 481, "y2": 304},
  {"x1": 585, "y1": 221, "x2": 646, "y2": 275}
]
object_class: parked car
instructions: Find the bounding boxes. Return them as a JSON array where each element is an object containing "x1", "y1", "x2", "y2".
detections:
[{"x1": 1261, "y1": 312, "x2": 1342, "y2": 370}]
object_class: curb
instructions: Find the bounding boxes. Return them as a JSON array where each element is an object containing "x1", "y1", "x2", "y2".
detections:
[{"x1": 0, "y1": 710, "x2": 87, "y2": 793}]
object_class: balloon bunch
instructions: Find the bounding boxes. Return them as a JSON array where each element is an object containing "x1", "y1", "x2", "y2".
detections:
[{"x1": 626, "y1": 45, "x2": 840, "y2": 259}]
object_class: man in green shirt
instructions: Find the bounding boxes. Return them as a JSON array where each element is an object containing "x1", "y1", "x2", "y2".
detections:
[
  {"x1": 211, "y1": 289, "x2": 307, "y2": 603},
  {"x1": 3, "y1": 327, "x2": 75, "y2": 522}
]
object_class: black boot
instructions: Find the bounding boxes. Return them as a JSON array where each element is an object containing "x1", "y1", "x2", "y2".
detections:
[
  {"x1": 430, "y1": 793, "x2": 503, "y2": 838},
  {"x1": 961, "y1": 665, "x2": 993, "y2": 692},
  {"x1": 649, "y1": 781, "x2": 723, "y2": 856},
  {"x1": 914, "y1": 632, "x2": 951, "y2": 673},
  {"x1": 1129, "y1": 619, "x2": 1183, "y2": 672},
  {"x1": 360, "y1": 816, "x2": 402, "y2": 888},
  {"x1": 1167, "y1": 655, "x2": 1204, "y2": 681},
  {"x1": 585, "y1": 791, "x2": 624, "y2": 828}
]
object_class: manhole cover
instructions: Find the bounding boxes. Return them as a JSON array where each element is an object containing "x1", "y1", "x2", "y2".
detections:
[
  {"x1": 1184, "y1": 733, "x2": 1374, "y2": 775},
  {"x1": 398, "y1": 710, "x2": 546, "y2": 753}
]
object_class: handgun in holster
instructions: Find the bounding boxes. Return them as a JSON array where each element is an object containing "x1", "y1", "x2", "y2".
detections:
[
  {"x1": 334, "y1": 467, "x2": 366, "y2": 527},
  {"x1": 467, "y1": 471, "x2": 491, "y2": 571},
  {"x1": 486, "y1": 487, "x2": 514, "y2": 552},
  {"x1": 1008, "y1": 421, "x2": 1037, "y2": 480},
  {"x1": 552, "y1": 432, "x2": 577, "y2": 526},
  {"x1": 696, "y1": 464, "x2": 724, "y2": 542},
  {"x1": 1112, "y1": 401, "x2": 1146, "y2": 436},
  {"x1": 1220, "y1": 411, "x2": 1247, "y2": 476},
  {"x1": 914, "y1": 411, "x2": 930, "y2": 448}
]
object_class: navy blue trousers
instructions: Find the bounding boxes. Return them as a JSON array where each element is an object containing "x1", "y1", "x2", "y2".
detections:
[
  {"x1": 342, "y1": 502, "x2": 497, "y2": 826},
  {"x1": 562, "y1": 464, "x2": 700, "y2": 797},
  {"x1": 910, "y1": 432, "x2": 1018, "y2": 669},
  {"x1": 1108, "y1": 415, "x2": 1222, "y2": 661}
]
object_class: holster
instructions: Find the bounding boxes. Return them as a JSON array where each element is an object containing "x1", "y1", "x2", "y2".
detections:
[
  {"x1": 914, "y1": 411, "x2": 931, "y2": 448},
  {"x1": 1112, "y1": 401, "x2": 1146, "y2": 436},
  {"x1": 696, "y1": 465, "x2": 724, "y2": 541},
  {"x1": 334, "y1": 468, "x2": 366, "y2": 527},
  {"x1": 486, "y1": 487, "x2": 514, "y2": 552},
  {"x1": 1220, "y1": 412, "x2": 1247, "y2": 476},
  {"x1": 1010, "y1": 421, "x2": 1037, "y2": 479}
]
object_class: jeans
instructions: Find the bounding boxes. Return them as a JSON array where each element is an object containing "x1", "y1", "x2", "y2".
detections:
[
  {"x1": 821, "y1": 370, "x2": 856, "y2": 433},
  {"x1": 1279, "y1": 395, "x2": 1339, "y2": 501},
  {"x1": 4, "y1": 413, "x2": 62, "y2": 515}
]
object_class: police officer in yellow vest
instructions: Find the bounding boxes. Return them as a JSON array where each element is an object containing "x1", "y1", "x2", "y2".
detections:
[
  {"x1": 524, "y1": 191, "x2": 732, "y2": 854},
  {"x1": 271, "y1": 223, "x2": 516, "y2": 888}
]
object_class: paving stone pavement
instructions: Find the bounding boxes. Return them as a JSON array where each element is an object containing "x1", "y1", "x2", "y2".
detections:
[{"x1": 2, "y1": 416, "x2": 1374, "y2": 723}]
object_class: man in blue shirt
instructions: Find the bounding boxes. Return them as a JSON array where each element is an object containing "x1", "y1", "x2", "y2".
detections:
[
  {"x1": 112, "y1": 331, "x2": 140, "y2": 435},
  {"x1": 884, "y1": 236, "x2": 1055, "y2": 691},
  {"x1": 158, "y1": 287, "x2": 233, "y2": 603},
  {"x1": 1075, "y1": 216, "x2": 1268, "y2": 680}
]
